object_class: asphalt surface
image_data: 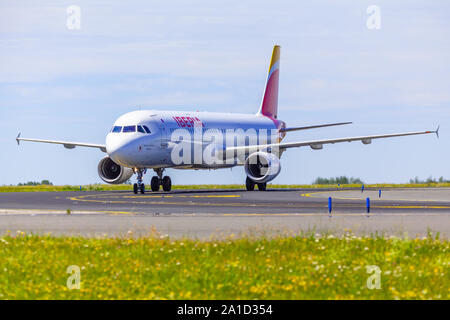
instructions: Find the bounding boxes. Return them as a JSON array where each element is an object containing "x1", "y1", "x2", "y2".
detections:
[{"x1": 0, "y1": 188, "x2": 449, "y2": 238}]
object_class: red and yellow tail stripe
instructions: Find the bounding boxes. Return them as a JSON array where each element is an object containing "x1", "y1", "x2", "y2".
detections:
[{"x1": 259, "y1": 45, "x2": 280, "y2": 120}]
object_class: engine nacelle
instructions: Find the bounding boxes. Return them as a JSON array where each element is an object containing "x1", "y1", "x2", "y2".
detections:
[
  {"x1": 244, "y1": 152, "x2": 281, "y2": 183},
  {"x1": 97, "y1": 156, "x2": 133, "y2": 184}
]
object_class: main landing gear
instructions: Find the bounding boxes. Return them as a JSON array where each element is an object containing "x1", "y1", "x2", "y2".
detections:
[
  {"x1": 150, "y1": 168, "x2": 172, "y2": 192},
  {"x1": 246, "y1": 177, "x2": 267, "y2": 191},
  {"x1": 133, "y1": 169, "x2": 147, "y2": 194}
]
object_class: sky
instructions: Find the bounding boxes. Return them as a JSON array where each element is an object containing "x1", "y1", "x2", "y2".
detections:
[{"x1": 0, "y1": 0, "x2": 449, "y2": 186}]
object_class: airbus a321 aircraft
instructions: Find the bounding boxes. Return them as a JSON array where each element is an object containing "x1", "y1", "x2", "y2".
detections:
[{"x1": 17, "y1": 45, "x2": 438, "y2": 194}]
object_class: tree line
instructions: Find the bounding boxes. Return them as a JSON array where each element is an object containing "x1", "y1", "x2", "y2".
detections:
[
  {"x1": 313, "y1": 176, "x2": 364, "y2": 185},
  {"x1": 17, "y1": 180, "x2": 53, "y2": 186},
  {"x1": 313, "y1": 176, "x2": 450, "y2": 185},
  {"x1": 409, "y1": 176, "x2": 450, "y2": 184}
]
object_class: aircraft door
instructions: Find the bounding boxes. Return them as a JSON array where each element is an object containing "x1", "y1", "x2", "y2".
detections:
[{"x1": 159, "y1": 118, "x2": 169, "y2": 149}]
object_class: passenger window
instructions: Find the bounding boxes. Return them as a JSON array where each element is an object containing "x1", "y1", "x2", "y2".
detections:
[
  {"x1": 123, "y1": 125, "x2": 136, "y2": 133},
  {"x1": 143, "y1": 125, "x2": 151, "y2": 134},
  {"x1": 112, "y1": 126, "x2": 122, "y2": 133},
  {"x1": 137, "y1": 125, "x2": 145, "y2": 134}
]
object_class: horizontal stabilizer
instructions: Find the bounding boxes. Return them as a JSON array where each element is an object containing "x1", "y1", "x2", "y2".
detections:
[{"x1": 279, "y1": 122, "x2": 352, "y2": 133}]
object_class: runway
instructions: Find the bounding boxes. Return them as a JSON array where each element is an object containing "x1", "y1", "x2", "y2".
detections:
[{"x1": 0, "y1": 188, "x2": 449, "y2": 238}]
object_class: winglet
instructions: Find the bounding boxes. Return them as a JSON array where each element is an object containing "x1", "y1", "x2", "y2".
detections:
[{"x1": 16, "y1": 133, "x2": 21, "y2": 146}]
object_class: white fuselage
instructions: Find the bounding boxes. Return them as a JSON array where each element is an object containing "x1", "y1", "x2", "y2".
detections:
[{"x1": 106, "y1": 110, "x2": 284, "y2": 170}]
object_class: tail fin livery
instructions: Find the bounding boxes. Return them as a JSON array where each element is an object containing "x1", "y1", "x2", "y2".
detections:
[{"x1": 258, "y1": 45, "x2": 280, "y2": 119}]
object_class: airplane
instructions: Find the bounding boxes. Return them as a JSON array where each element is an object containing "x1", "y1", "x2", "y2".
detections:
[{"x1": 16, "y1": 45, "x2": 439, "y2": 194}]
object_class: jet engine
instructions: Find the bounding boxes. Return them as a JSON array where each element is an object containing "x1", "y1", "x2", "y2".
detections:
[
  {"x1": 97, "y1": 156, "x2": 134, "y2": 184},
  {"x1": 244, "y1": 152, "x2": 281, "y2": 183}
]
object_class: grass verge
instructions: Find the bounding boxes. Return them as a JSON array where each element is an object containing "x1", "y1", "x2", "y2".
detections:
[
  {"x1": 1, "y1": 183, "x2": 450, "y2": 192},
  {"x1": 0, "y1": 232, "x2": 448, "y2": 299}
]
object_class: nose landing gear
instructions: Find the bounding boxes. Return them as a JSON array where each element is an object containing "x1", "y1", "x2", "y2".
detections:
[
  {"x1": 133, "y1": 168, "x2": 147, "y2": 194},
  {"x1": 150, "y1": 168, "x2": 172, "y2": 192},
  {"x1": 133, "y1": 168, "x2": 172, "y2": 193}
]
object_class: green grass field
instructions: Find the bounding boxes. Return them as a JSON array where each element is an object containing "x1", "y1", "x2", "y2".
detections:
[
  {"x1": 1, "y1": 182, "x2": 450, "y2": 192},
  {"x1": 0, "y1": 232, "x2": 448, "y2": 299}
]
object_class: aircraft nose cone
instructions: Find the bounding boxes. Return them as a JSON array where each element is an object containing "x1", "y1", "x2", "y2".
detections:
[{"x1": 106, "y1": 135, "x2": 134, "y2": 166}]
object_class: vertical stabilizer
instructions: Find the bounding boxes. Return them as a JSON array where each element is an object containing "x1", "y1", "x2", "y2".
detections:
[{"x1": 258, "y1": 45, "x2": 280, "y2": 119}]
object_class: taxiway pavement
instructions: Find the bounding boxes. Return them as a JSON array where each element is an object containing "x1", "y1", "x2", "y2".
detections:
[{"x1": 0, "y1": 188, "x2": 449, "y2": 238}]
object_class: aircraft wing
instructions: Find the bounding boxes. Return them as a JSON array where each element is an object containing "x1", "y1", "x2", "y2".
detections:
[
  {"x1": 221, "y1": 128, "x2": 439, "y2": 156},
  {"x1": 16, "y1": 133, "x2": 107, "y2": 152}
]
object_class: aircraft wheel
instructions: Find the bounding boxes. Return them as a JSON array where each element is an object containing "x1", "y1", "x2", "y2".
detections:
[
  {"x1": 257, "y1": 182, "x2": 267, "y2": 191},
  {"x1": 162, "y1": 176, "x2": 172, "y2": 192},
  {"x1": 246, "y1": 177, "x2": 255, "y2": 191},
  {"x1": 133, "y1": 183, "x2": 138, "y2": 194},
  {"x1": 140, "y1": 183, "x2": 146, "y2": 194},
  {"x1": 151, "y1": 176, "x2": 160, "y2": 192}
]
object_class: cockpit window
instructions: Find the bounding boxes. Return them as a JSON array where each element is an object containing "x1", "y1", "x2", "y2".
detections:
[
  {"x1": 143, "y1": 125, "x2": 151, "y2": 134},
  {"x1": 137, "y1": 125, "x2": 145, "y2": 134},
  {"x1": 123, "y1": 125, "x2": 136, "y2": 133},
  {"x1": 112, "y1": 125, "x2": 148, "y2": 134}
]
